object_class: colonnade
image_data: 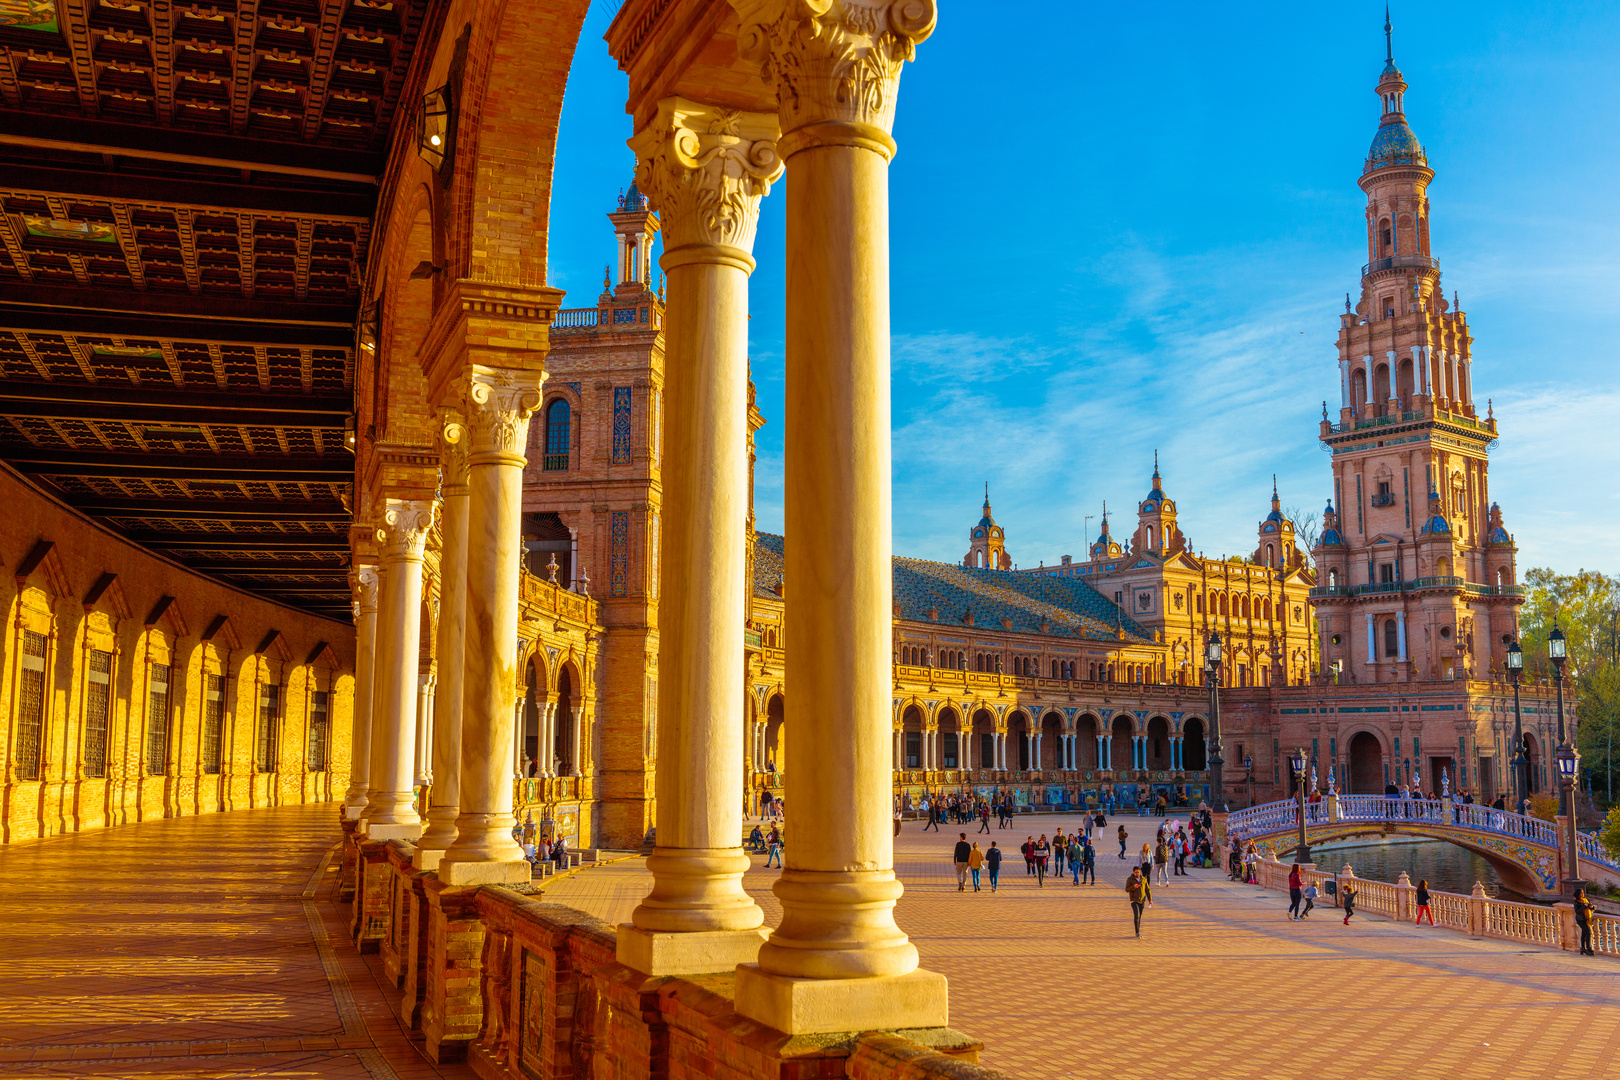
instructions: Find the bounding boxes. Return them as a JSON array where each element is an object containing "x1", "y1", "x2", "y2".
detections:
[{"x1": 609, "y1": 0, "x2": 944, "y2": 1036}]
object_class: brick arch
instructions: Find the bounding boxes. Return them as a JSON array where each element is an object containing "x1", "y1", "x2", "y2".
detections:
[
  {"x1": 449, "y1": 0, "x2": 591, "y2": 286},
  {"x1": 375, "y1": 195, "x2": 441, "y2": 448}
]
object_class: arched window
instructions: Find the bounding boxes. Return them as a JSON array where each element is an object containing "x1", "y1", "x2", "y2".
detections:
[
  {"x1": 543, "y1": 398, "x2": 571, "y2": 470},
  {"x1": 1145, "y1": 525, "x2": 1155, "y2": 550},
  {"x1": 1266, "y1": 543, "x2": 1275, "y2": 566}
]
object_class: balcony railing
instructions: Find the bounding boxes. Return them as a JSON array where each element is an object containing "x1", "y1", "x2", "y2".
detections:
[
  {"x1": 1309, "y1": 585, "x2": 1351, "y2": 598},
  {"x1": 552, "y1": 308, "x2": 598, "y2": 328},
  {"x1": 1361, "y1": 254, "x2": 1439, "y2": 276},
  {"x1": 1312, "y1": 577, "x2": 1516, "y2": 600}
]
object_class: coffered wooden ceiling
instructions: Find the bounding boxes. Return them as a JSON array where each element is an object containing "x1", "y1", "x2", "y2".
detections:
[{"x1": 0, "y1": 0, "x2": 441, "y2": 621}]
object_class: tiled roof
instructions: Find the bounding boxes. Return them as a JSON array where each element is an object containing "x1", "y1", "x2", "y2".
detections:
[{"x1": 754, "y1": 533, "x2": 1151, "y2": 644}]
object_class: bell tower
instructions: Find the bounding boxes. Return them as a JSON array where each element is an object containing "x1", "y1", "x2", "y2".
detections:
[
  {"x1": 1130, "y1": 452, "x2": 1186, "y2": 556},
  {"x1": 963, "y1": 485, "x2": 1010, "y2": 570},
  {"x1": 1313, "y1": 12, "x2": 1520, "y2": 686}
]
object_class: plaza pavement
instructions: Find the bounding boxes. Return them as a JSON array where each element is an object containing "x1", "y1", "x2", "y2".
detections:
[
  {"x1": 1, "y1": 804, "x2": 1616, "y2": 1080},
  {"x1": 545, "y1": 811, "x2": 1620, "y2": 1080}
]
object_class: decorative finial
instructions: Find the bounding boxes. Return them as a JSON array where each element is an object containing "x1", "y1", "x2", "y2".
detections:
[
  {"x1": 984, "y1": 480, "x2": 989, "y2": 502},
  {"x1": 1272, "y1": 474, "x2": 1278, "y2": 497},
  {"x1": 546, "y1": 552, "x2": 559, "y2": 583},
  {"x1": 579, "y1": 569, "x2": 590, "y2": 597},
  {"x1": 1345, "y1": 292, "x2": 1353, "y2": 313},
  {"x1": 1322, "y1": 400, "x2": 1329, "y2": 420},
  {"x1": 1487, "y1": 397, "x2": 1493, "y2": 419},
  {"x1": 1385, "y1": 4, "x2": 1393, "y2": 64},
  {"x1": 1453, "y1": 290, "x2": 1459, "y2": 311},
  {"x1": 603, "y1": 264, "x2": 612, "y2": 290}
]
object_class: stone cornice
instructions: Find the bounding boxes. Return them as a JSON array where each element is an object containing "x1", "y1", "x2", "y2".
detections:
[{"x1": 419, "y1": 279, "x2": 567, "y2": 408}]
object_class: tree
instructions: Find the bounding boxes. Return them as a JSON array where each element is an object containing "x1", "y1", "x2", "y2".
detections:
[
  {"x1": 1282, "y1": 505, "x2": 1319, "y2": 569},
  {"x1": 1519, "y1": 568, "x2": 1620, "y2": 806}
]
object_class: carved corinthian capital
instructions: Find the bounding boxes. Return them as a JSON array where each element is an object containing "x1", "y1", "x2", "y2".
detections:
[
  {"x1": 378, "y1": 498, "x2": 435, "y2": 562},
  {"x1": 628, "y1": 98, "x2": 783, "y2": 260},
  {"x1": 731, "y1": 0, "x2": 936, "y2": 147},
  {"x1": 438, "y1": 407, "x2": 470, "y2": 491},
  {"x1": 350, "y1": 564, "x2": 380, "y2": 617},
  {"x1": 463, "y1": 367, "x2": 543, "y2": 461}
]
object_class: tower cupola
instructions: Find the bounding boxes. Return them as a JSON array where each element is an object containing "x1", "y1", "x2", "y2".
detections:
[
  {"x1": 1131, "y1": 452, "x2": 1186, "y2": 556},
  {"x1": 963, "y1": 483, "x2": 1011, "y2": 570}
]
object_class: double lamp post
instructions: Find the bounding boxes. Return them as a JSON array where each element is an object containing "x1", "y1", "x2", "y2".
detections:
[{"x1": 1505, "y1": 624, "x2": 1581, "y2": 897}]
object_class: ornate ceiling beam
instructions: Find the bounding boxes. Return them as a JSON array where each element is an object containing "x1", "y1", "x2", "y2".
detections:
[
  {"x1": 133, "y1": 535, "x2": 349, "y2": 552},
  {"x1": 0, "y1": 110, "x2": 383, "y2": 183},
  {"x1": 0, "y1": 287, "x2": 354, "y2": 334},
  {"x1": 229, "y1": 0, "x2": 260, "y2": 136},
  {"x1": 0, "y1": 384, "x2": 350, "y2": 427},
  {"x1": 0, "y1": 164, "x2": 377, "y2": 217},
  {"x1": 301, "y1": 0, "x2": 346, "y2": 142},
  {"x1": 0, "y1": 304, "x2": 351, "y2": 347},
  {"x1": 182, "y1": 561, "x2": 351, "y2": 574},
  {"x1": 73, "y1": 497, "x2": 351, "y2": 522},
  {"x1": 9, "y1": 449, "x2": 352, "y2": 482}
]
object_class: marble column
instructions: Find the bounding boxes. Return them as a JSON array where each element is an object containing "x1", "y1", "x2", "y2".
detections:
[
  {"x1": 438, "y1": 369, "x2": 542, "y2": 886},
  {"x1": 343, "y1": 564, "x2": 379, "y2": 819},
  {"x1": 365, "y1": 498, "x2": 434, "y2": 840},
  {"x1": 418, "y1": 412, "x2": 469, "y2": 870},
  {"x1": 415, "y1": 673, "x2": 435, "y2": 790},
  {"x1": 617, "y1": 95, "x2": 780, "y2": 975}
]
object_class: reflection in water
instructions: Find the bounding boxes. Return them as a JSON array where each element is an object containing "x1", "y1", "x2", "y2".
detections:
[{"x1": 1308, "y1": 838, "x2": 1526, "y2": 900}]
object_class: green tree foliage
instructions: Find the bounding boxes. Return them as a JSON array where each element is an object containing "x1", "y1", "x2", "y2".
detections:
[{"x1": 1519, "y1": 568, "x2": 1620, "y2": 805}]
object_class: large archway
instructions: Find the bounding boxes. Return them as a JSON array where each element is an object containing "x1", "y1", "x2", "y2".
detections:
[
  {"x1": 901, "y1": 704, "x2": 924, "y2": 770},
  {"x1": 1348, "y1": 731, "x2": 1383, "y2": 794},
  {"x1": 1041, "y1": 711, "x2": 1064, "y2": 770},
  {"x1": 1109, "y1": 715, "x2": 1133, "y2": 770},
  {"x1": 1075, "y1": 713, "x2": 1100, "y2": 770},
  {"x1": 554, "y1": 664, "x2": 576, "y2": 776},
  {"x1": 1008, "y1": 710, "x2": 1031, "y2": 770},
  {"x1": 973, "y1": 708, "x2": 996, "y2": 771},
  {"x1": 1182, "y1": 717, "x2": 1207, "y2": 771},
  {"x1": 1146, "y1": 716, "x2": 1171, "y2": 771},
  {"x1": 937, "y1": 706, "x2": 962, "y2": 770},
  {"x1": 765, "y1": 694, "x2": 785, "y2": 772}
]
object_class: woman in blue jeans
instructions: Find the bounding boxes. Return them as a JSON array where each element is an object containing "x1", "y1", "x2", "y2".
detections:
[{"x1": 985, "y1": 841, "x2": 1002, "y2": 892}]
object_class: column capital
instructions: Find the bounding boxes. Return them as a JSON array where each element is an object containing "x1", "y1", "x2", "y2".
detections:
[
  {"x1": 732, "y1": 0, "x2": 935, "y2": 155},
  {"x1": 378, "y1": 498, "x2": 435, "y2": 563},
  {"x1": 437, "y1": 406, "x2": 470, "y2": 492},
  {"x1": 350, "y1": 563, "x2": 380, "y2": 617},
  {"x1": 628, "y1": 97, "x2": 783, "y2": 267},
  {"x1": 462, "y1": 366, "x2": 543, "y2": 462}
]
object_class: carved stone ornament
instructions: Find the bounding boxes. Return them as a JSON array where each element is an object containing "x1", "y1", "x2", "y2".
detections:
[
  {"x1": 628, "y1": 98, "x2": 783, "y2": 256},
  {"x1": 378, "y1": 499, "x2": 435, "y2": 562},
  {"x1": 731, "y1": 0, "x2": 936, "y2": 140},
  {"x1": 350, "y1": 564, "x2": 381, "y2": 614},
  {"x1": 464, "y1": 368, "x2": 543, "y2": 458},
  {"x1": 437, "y1": 407, "x2": 470, "y2": 488}
]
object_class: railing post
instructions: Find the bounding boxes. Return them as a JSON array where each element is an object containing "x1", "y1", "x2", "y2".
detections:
[
  {"x1": 1555, "y1": 902, "x2": 1578, "y2": 953},
  {"x1": 1396, "y1": 871, "x2": 1413, "y2": 922},
  {"x1": 1469, "y1": 882, "x2": 1487, "y2": 937}
]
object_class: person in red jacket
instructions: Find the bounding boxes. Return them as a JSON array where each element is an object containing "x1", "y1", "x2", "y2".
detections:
[{"x1": 1288, "y1": 863, "x2": 1304, "y2": 920}]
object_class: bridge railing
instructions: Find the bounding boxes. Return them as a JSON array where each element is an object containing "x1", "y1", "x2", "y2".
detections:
[{"x1": 1229, "y1": 795, "x2": 1620, "y2": 869}]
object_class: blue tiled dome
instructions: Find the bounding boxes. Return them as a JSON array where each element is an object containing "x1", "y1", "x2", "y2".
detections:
[
  {"x1": 1320, "y1": 527, "x2": 1344, "y2": 547},
  {"x1": 1367, "y1": 121, "x2": 1425, "y2": 170},
  {"x1": 1419, "y1": 514, "x2": 1450, "y2": 536}
]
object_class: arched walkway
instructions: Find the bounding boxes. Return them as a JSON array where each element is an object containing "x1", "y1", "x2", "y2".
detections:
[
  {"x1": 1348, "y1": 731, "x2": 1383, "y2": 794},
  {"x1": 1182, "y1": 718, "x2": 1207, "y2": 772},
  {"x1": 1109, "y1": 716, "x2": 1133, "y2": 771},
  {"x1": 1074, "y1": 713, "x2": 1100, "y2": 770}
]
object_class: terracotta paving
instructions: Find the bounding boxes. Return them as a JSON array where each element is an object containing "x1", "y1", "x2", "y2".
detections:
[
  {"x1": 0, "y1": 803, "x2": 473, "y2": 1080},
  {"x1": 545, "y1": 811, "x2": 1620, "y2": 1080}
]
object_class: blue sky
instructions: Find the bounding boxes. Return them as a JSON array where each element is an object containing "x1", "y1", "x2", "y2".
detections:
[{"x1": 549, "y1": 2, "x2": 1620, "y2": 576}]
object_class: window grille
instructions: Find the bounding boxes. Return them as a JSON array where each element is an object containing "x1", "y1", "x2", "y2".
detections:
[
  {"x1": 307, "y1": 690, "x2": 329, "y2": 772},
  {"x1": 201, "y1": 674, "x2": 224, "y2": 775},
  {"x1": 145, "y1": 663, "x2": 171, "y2": 775},
  {"x1": 83, "y1": 649, "x2": 112, "y2": 778},
  {"x1": 15, "y1": 631, "x2": 47, "y2": 781},
  {"x1": 257, "y1": 684, "x2": 280, "y2": 773},
  {"x1": 543, "y1": 399, "x2": 570, "y2": 471}
]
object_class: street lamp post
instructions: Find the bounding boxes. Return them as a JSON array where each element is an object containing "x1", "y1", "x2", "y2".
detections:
[
  {"x1": 1507, "y1": 640, "x2": 1527, "y2": 815},
  {"x1": 1245, "y1": 754, "x2": 1254, "y2": 809},
  {"x1": 1550, "y1": 624, "x2": 1582, "y2": 896},
  {"x1": 1206, "y1": 633, "x2": 1224, "y2": 812},
  {"x1": 1290, "y1": 746, "x2": 1311, "y2": 864}
]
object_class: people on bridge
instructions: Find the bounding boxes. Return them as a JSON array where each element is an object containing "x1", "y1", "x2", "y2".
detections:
[
  {"x1": 1125, "y1": 866, "x2": 1152, "y2": 937},
  {"x1": 1415, "y1": 879, "x2": 1434, "y2": 925},
  {"x1": 1575, "y1": 888, "x2": 1596, "y2": 955}
]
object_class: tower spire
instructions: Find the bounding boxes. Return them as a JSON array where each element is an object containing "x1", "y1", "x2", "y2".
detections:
[{"x1": 1384, "y1": 4, "x2": 1393, "y2": 64}]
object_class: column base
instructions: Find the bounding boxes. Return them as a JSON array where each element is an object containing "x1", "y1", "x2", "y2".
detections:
[
  {"x1": 368, "y1": 822, "x2": 423, "y2": 842},
  {"x1": 615, "y1": 925, "x2": 767, "y2": 977},
  {"x1": 343, "y1": 803, "x2": 365, "y2": 820},
  {"x1": 733, "y1": 964, "x2": 948, "y2": 1035},
  {"x1": 415, "y1": 848, "x2": 446, "y2": 871},
  {"x1": 438, "y1": 858, "x2": 531, "y2": 886}
]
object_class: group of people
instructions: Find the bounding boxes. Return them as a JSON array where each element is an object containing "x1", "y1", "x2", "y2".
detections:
[
  {"x1": 513, "y1": 815, "x2": 571, "y2": 868},
  {"x1": 747, "y1": 823, "x2": 785, "y2": 868},
  {"x1": 948, "y1": 831, "x2": 1102, "y2": 892}
]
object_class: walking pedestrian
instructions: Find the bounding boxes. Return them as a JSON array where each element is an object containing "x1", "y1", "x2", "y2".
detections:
[
  {"x1": 1575, "y1": 888, "x2": 1596, "y2": 955},
  {"x1": 923, "y1": 796, "x2": 940, "y2": 832},
  {"x1": 1288, "y1": 863, "x2": 1303, "y2": 920},
  {"x1": 765, "y1": 829, "x2": 782, "y2": 868},
  {"x1": 986, "y1": 840, "x2": 1002, "y2": 892},
  {"x1": 1118, "y1": 824, "x2": 1129, "y2": 859},
  {"x1": 1342, "y1": 879, "x2": 1358, "y2": 925},
  {"x1": 1080, "y1": 837, "x2": 1096, "y2": 884},
  {"x1": 1138, "y1": 842, "x2": 1152, "y2": 879},
  {"x1": 1052, "y1": 829, "x2": 1067, "y2": 876},
  {"x1": 1173, "y1": 830, "x2": 1188, "y2": 876},
  {"x1": 1035, "y1": 835, "x2": 1049, "y2": 887},
  {"x1": 1302, "y1": 881, "x2": 1318, "y2": 918},
  {"x1": 978, "y1": 803, "x2": 991, "y2": 834},
  {"x1": 1414, "y1": 879, "x2": 1434, "y2": 925},
  {"x1": 953, "y1": 833, "x2": 972, "y2": 892},
  {"x1": 1126, "y1": 866, "x2": 1153, "y2": 938},
  {"x1": 1068, "y1": 835, "x2": 1082, "y2": 885},
  {"x1": 1154, "y1": 839, "x2": 1170, "y2": 886},
  {"x1": 968, "y1": 841, "x2": 985, "y2": 892},
  {"x1": 1022, "y1": 836, "x2": 1036, "y2": 876}
]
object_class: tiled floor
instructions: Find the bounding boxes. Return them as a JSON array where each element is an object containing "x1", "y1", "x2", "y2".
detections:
[
  {"x1": 0, "y1": 803, "x2": 472, "y2": 1080},
  {"x1": 545, "y1": 812, "x2": 1620, "y2": 1080}
]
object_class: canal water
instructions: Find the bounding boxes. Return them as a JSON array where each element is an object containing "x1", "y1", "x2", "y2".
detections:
[{"x1": 1307, "y1": 837, "x2": 1523, "y2": 900}]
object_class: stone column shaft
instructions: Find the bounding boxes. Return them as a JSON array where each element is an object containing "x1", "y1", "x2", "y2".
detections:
[
  {"x1": 343, "y1": 565, "x2": 379, "y2": 818},
  {"x1": 439, "y1": 370, "x2": 542, "y2": 886},
  {"x1": 620, "y1": 96, "x2": 780, "y2": 976},
  {"x1": 418, "y1": 414, "x2": 469, "y2": 869},
  {"x1": 366, "y1": 498, "x2": 434, "y2": 840}
]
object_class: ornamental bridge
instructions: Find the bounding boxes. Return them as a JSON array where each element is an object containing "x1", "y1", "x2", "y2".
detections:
[{"x1": 1228, "y1": 795, "x2": 1620, "y2": 899}]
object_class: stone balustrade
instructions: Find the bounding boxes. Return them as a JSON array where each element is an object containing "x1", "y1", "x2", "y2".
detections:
[{"x1": 1253, "y1": 854, "x2": 1619, "y2": 957}]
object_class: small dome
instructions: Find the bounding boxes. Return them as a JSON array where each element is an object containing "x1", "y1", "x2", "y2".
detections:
[
  {"x1": 1419, "y1": 514, "x2": 1450, "y2": 536},
  {"x1": 978, "y1": 514, "x2": 994, "y2": 528},
  {"x1": 1380, "y1": 59, "x2": 1402, "y2": 80},
  {"x1": 1367, "y1": 120, "x2": 1426, "y2": 170},
  {"x1": 1320, "y1": 527, "x2": 1344, "y2": 547}
]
